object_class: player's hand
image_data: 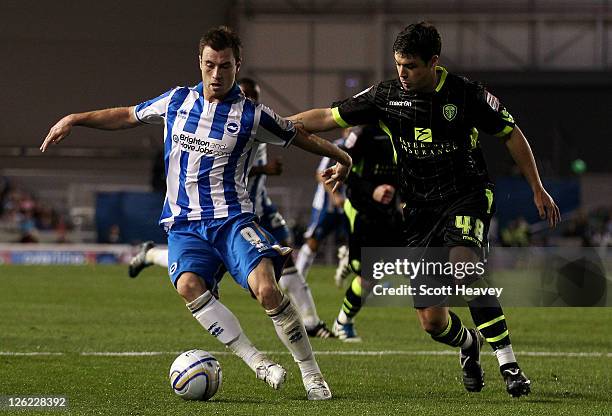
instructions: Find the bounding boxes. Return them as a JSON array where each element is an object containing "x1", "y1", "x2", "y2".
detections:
[
  {"x1": 534, "y1": 187, "x2": 561, "y2": 228},
  {"x1": 40, "y1": 115, "x2": 74, "y2": 152},
  {"x1": 372, "y1": 184, "x2": 395, "y2": 205},
  {"x1": 264, "y1": 157, "x2": 283, "y2": 176},
  {"x1": 322, "y1": 162, "x2": 350, "y2": 193}
]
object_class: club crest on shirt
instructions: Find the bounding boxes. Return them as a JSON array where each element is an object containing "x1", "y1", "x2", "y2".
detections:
[
  {"x1": 442, "y1": 104, "x2": 457, "y2": 121},
  {"x1": 225, "y1": 121, "x2": 240, "y2": 135}
]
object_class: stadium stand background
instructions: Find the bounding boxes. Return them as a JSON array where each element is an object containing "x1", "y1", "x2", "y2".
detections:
[{"x1": 0, "y1": 1, "x2": 610, "y2": 253}]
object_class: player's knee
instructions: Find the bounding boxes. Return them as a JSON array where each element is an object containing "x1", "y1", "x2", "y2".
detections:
[
  {"x1": 306, "y1": 238, "x2": 318, "y2": 252},
  {"x1": 176, "y1": 273, "x2": 207, "y2": 302},
  {"x1": 419, "y1": 313, "x2": 448, "y2": 335},
  {"x1": 255, "y1": 282, "x2": 283, "y2": 308}
]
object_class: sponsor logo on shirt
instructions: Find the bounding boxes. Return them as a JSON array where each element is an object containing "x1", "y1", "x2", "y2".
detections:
[
  {"x1": 388, "y1": 100, "x2": 413, "y2": 107},
  {"x1": 414, "y1": 127, "x2": 433, "y2": 142},
  {"x1": 399, "y1": 137, "x2": 458, "y2": 157},
  {"x1": 171, "y1": 133, "x2": 231, "y2": 156}
]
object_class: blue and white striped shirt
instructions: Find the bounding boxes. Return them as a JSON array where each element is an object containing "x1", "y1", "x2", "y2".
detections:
[
  {"x1": 134, "y1": 83, "x2": 296, "y2": 225},
  {"x1": 311, "y1": 138, "x2": 346, "y2": 214},
  {"x1": 247, "y1": 143, "x2": 274, "y2": 217}
]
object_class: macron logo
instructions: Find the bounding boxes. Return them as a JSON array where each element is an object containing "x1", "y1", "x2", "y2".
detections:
[{"x1": 388, "y1": 100, "x2": 412, "y2": 107}]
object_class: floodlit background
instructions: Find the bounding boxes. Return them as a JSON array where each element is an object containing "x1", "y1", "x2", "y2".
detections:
[
  {"x1": 0, "y1": 0, "x2": 610, "y2": 254},
  {"x1": 0, "y1": 3, "x2": 610, "y2": 415}
]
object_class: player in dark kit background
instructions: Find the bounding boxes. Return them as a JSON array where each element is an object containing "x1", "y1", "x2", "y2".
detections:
[
  {"x1": 290, "y1": 22, "x2": 560, "y2": 397},
  {"x1": 331, "y1": 125, "x2": 404, "y2": 342}
]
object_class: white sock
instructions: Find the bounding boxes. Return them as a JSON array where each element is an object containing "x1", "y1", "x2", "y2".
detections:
[
  {"x1": 495, "y1": 344, "x2": 517, "y2": 367},
  {"x1": 227, "y1": 333, "x2": 269, "y2": 373},
  {"x1": 187, "y1": 291, "x2": 266, "y2": 372},
  {"x1": 266, "y1": 296, "x2": 321, "y2": 379},
  {"x1": 337, "y1": 309, "x2": 352, "y2": 325},
  {"x1": 278, "y1": 266, "x2": 320, "y2": 328},
  {"x1": 146, "y1": 247, "x2": 168, "y2": 267},
  {"x1": 461, "y1": 329, "x2": 474, "y2": 350},
  {"x1": 295, "y1": 244, "x2": 316, "y2": 279}
]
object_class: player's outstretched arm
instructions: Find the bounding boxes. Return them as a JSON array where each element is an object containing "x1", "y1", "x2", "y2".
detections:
[
  {"x1": 289, "y1": 108, "x2": 338, "y2": 133},
  {"x1": 292, "y1": 126, "x2": 352, "y2": 192},
  {"x1": 40, "y1": 106, "x2": 139, "y2": 152},
  {"x1": 504, "y1": 126, "x2": 561, "y2": 228}
]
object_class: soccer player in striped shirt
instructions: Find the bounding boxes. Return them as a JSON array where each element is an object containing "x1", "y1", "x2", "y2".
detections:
[
  {"x1": 129, "y1": 77, "x2": 334, "y2": 339},
  {"x1": 41, "y1": 26, "x2": 351, "y2": 401}
]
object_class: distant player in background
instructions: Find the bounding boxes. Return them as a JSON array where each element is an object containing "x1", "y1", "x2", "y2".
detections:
[
  {"x1": 331, "y1": 125, "x2": 403, "y2": 342},
  {"x1": 41, "y1": 26, "x2": 352, "y2": 400},
  {"x1": 295, "y1": 135, "x2": 350, "y2": 282},
  {"x1": 130, "y1": 77, "x2": 334, "y2": 339},
  {"x1": 290, "y1": 22, "x2": 561, "y2": 397}
]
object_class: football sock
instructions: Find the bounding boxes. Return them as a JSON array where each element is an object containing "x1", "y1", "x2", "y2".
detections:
[
  {"x1": 467, "y1": 294, "x2": 520, "y2": 370},
  {"x1": 278, "y1": 266, "x2": 320, "y2": 329},
  {"x1": 495, "y1": 345, "x2": 518, "y2": 371},
  {"x1": 295, "y1": 244, "x2": 316, "y2": 279},
  {"x1": 431, "y1": 310, "x2": 472, "y2": 348},
  {"x1": 266, "y1": 295, "x2": 321, "y2": 379},
  {"x1": 186, "y1": 291, "x2": 265, "y2": 372},
  {"x1": 146, "y1": 247, "x2": 168, "y2": 268},
  {"x1": 227, "y1": 333, "x2": 270, "y2": 373},
  {"x1": 467, "y1": 295, "x2": 512, "y2": 350},
  {"x1": 337, "y1": 276, "x2": 364, "y2": 324}
]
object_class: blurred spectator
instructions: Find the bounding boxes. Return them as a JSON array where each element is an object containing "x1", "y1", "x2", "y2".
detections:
[
  {"x1": 105, "y1": 224, "x2": 122, "y2": 244},
  {"x1": 0, "y1": 176, "x2": 10, "y2": 216},
  {"x1": 563, "y1": 209, "x2": 592, "y2": 246},
  {"x1": 0, "y1": 178, "x2": 71, "y2": 243},
  {"x1": 590, "y1": 207, "x2": 611, "y2": 247},
  {"x1": 19, "y1": 211, "x2": 39, "y2": 243},
  {"x1": 501, "y1": 217, "x2": 531, "y2": 247},
  {"x1": 55, "y1": 217, "x2": 70, "y2": 243}
]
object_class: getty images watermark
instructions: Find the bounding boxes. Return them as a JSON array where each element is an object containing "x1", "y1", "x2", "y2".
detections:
[
  {"x1": 371, "y1": 258, "x2": 503, "y2": 298},
  {"x1": 361, "y1": 247, "x2": 611, "y2": 307}
]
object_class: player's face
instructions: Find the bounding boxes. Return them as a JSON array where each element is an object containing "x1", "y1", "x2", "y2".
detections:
[
  {"x1": 199, "y1": 46, "x2": 240, "y2": 102},
  {"x1": 394, "y1": 52, "x2": 438, "y2": 93}
]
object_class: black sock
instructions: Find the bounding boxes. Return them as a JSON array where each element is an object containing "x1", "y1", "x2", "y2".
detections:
[
  {"x1": 431, "y1": 310, "x2": 469, "y2": 348},
  {"x1": 340, "y1": 276, "x2": 363, "y2": 321},
  {"x1": 467, "y1": 295, "x2": 511, "y2": 350}
]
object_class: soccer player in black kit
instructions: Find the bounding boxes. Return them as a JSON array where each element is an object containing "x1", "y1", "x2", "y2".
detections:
[
  {"x1": 332, "y1": 125, "x2": 403, "y2": 342},
  {"x1": 290, "y1": 22, "x2": 560, "y2": 397}
]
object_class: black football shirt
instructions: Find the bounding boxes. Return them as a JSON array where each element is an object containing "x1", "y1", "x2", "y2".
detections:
[{"x1": 331, "y1": 66, "x2": 515, "y2": 206}]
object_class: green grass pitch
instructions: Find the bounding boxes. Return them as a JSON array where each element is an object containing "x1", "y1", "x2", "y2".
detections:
[{"x1": 0, "y1": 265, "x2": 610, "y2": 415}]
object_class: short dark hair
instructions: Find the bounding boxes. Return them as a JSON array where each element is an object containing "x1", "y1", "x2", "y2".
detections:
[
  {"x1": 393, "y1": 22, "x2": 441, "y2": 63},
  {"x1": 237, "y1": 77, "x2": 260, "y2": 101},
  {"x1": 199, "y1": 26, "x2": 242, "y2": 62},
  {"x1": 237, "y1": 77, "x2": 258, "y2": 90}
]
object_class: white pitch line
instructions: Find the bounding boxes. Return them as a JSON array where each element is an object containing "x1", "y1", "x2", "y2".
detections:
[
  {"x1": 82, "y1": 351, "x2": 177, "y2": 356},
  {"x1": 0, "y1": 352, "x2": 65, "y2": 356},
  {"x1": 1, "y1": 350, "x2": 610, "y2": 358}
]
